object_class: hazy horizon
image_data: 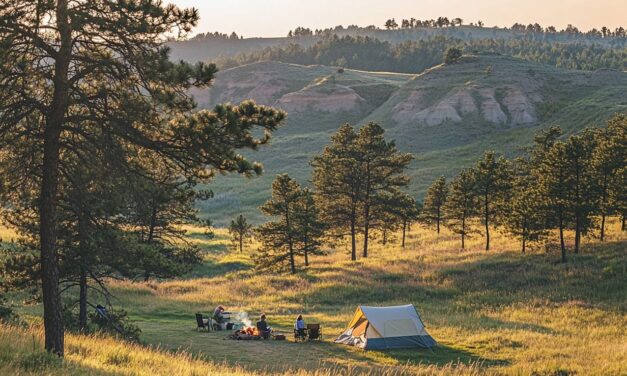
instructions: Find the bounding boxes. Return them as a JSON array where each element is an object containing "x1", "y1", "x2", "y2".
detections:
[{"x1": 169, "y1": 0, "x2": 626, "y2": 38}]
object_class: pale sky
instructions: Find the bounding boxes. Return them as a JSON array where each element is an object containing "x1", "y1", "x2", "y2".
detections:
[{"x1": 169, "y1": 0, "x2": 626, "y2": 38}]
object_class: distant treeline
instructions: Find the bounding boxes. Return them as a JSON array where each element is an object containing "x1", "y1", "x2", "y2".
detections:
[
  {"x1": 216, "y1": 35, "x2": 626, "y2": 73},
  {"x1": 287, "y1": 18, "x2": 626, "y2": 39}
]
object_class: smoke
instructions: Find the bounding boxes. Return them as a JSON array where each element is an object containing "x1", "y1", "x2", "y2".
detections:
[{"x1": 235, "y1": 311, "x2": 252, "y2": 327}]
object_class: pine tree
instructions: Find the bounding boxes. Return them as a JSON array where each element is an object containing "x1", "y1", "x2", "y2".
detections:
[
  {"x1": 591, "y1": 114, "x2": 627, "y2": 239},
  {"x1": 256, "y1": 175, "x2": 302, "y2": 274},
  {"x1": 470, "y1": 151, "x2": 512, "y2": 251},
  {"x1": 563, "y1": 131, "x2": 598, "y2": 254},
  {"x1": 444, "y1": 170, "x2": 478, "y2": 249},
  {"x1": 421, "y1": 177, "x2": 448, "y2": 234},
  {"x1": 292, "y1": 188, "x2": 326, "y2": 266},
  {"x1": 501, "y1": 158, "x2": 547, "y2": 253},
  {"x1": 355, "y1": 123, "x2": 412, "y2": 258},
  {"x1": 229, "y1": 215, "x2": 253, "y2": 253},
  {"x1": 538, "y1": 141, "x2": 571, "y2": 262},
  {"x1": 311, "y1": 124, "x2": 362, "y2": 261},
  {"x1": 0, "y1": 1, "x2": 285, "y2": 355}
]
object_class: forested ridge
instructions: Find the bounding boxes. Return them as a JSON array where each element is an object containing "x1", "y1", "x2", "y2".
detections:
[{"x1": 215, "y1": 35, "x2": 626, "y2": 73}]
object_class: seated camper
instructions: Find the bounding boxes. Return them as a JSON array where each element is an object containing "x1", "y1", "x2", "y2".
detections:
[
  {"x1": 294, "y1": 314, "x2": 306, "y2": 341},
  {"x1": 256, "y1": 314, "x2": 271, "y2": 339}
]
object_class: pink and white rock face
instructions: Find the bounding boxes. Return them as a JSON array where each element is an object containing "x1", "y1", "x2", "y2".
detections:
[
  {"x1": 502, "y1": 87, "x2": 537, "y2": 125},
  {"x1": 391, "y1": 84, "x2": 539, "y2": 127},
  {"x1": 478, "y1": 88, "x2": 508, "y2": 125},
  {"x1": 275, "y1": 84, "x2": 365, "y2": 113}
]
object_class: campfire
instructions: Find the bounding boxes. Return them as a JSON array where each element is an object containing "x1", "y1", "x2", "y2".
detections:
[
  {"x1": 228, "y1": 326, "x2": 261, "y2": 340},
  {"x1": 241, "y1": 326, "x2": 260, "y2": 336}
]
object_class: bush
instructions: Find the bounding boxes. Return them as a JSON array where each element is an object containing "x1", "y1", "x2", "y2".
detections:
[{"x1": 443, "y1": 47, "x2": 463, "y2": 64}]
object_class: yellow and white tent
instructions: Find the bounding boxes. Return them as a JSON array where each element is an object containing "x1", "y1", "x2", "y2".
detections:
[{"x1": 334, "y1": 304, "x2": 436, "y2": 350}]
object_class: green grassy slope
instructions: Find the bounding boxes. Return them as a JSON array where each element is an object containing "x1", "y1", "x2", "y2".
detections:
[{"x1": 195, "y1": 56, "x2": 626, "y2": 225}]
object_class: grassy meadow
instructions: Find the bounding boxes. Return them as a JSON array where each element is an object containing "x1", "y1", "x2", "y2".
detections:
[{"x1": 1, "y1": 219, "x2": 626, "y2": 375}]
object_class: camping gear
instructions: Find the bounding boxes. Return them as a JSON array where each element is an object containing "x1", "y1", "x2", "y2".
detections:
[
  {"x1": 272, "y1": 334, "x2": 286, "y2": 340},
  {"x1": 226, "y1": 323, "x2": 234, "y2": 330},
  {"x1": 335, "y1": 304, "x2": 436, "y2": 350}
]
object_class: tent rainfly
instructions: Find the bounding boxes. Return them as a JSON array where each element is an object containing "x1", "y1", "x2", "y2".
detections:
[{"x1": 334, "y1": 304, "x2": 436, "y2": 350}]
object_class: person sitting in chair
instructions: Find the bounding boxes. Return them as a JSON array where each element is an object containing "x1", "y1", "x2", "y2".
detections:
[
  {"x1": 256, "y1": 314, "x2": 271, "y2": 339},
  {"x1": 294, "y1": 314, "x2": 306, "y2": 338},
  {"x1": 213, "y1": 305, "x2": 225, "y2": 324}
]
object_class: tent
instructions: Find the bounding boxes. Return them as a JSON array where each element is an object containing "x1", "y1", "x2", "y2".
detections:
[{"x1": 334, "y1": 304, "x2": 436, "y2": 350}]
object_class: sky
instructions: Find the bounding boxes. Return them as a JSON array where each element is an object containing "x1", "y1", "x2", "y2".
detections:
[{"x1": 169, "y1": 0, "x2": 626, "y2": 38}]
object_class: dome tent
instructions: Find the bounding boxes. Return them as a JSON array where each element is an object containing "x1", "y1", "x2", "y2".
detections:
[{"x1": 334, "y1": 304, "x2": 436, "y2": 350}]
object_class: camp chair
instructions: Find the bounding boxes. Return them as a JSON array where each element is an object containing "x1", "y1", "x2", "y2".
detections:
[
  {"x1": 294, "y1": 328, "x2": 307, "y2": 342},
  {"x1": 306, "y1": 324, "x2": 322, "y2": 341},
  {"x1": 195, "y1": 313, "x2": 213, "y2": 332}
]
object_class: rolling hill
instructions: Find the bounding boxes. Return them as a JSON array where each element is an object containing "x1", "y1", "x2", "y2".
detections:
[{"x1": 194, "y1": 55, "x2": 626, "y2": 224}]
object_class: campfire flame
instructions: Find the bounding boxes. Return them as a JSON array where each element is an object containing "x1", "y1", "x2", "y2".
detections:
[{"x1": 241, "y1": 326, "x2": 260, "y2": 336}]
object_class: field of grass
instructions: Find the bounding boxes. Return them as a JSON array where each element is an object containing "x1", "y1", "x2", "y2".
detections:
[{"x1": 2, "y1": 218, "x2": 625, "y2": 375}]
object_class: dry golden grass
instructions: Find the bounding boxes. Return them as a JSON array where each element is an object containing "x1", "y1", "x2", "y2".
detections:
[{"x1": 1, "y1": 219, "x2": 626, "y2": 375}]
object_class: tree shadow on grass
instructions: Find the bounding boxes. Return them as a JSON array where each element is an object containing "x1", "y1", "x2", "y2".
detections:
[
  {"x1": 367, "y1": 343, "x2": 508, "y2": 368},
  {"x1": 186, "y1": 258, "x2": 252, "y2": 278}
]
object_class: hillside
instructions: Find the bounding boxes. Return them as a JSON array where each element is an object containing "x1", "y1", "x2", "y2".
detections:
[{"x1": 195, "y1": 56, "x2": 626, "y2": 224}]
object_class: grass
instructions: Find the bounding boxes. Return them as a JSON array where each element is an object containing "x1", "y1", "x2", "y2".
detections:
[{"x1": 2, "y1": 218, "x2": 625, "y2": 375}]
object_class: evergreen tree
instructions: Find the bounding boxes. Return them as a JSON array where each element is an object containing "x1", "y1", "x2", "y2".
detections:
[
  {"x1": 229, "y1": 215, "x2": 253, "y2": 253},
  {"x1": 470, "y1": 151, "x2": 512, "y2": 251},
  {"x1": 421, "y1": 177, "x2": 448, "y2": 234},
  {"x1": 591, "y1": 114, "x2": 627, "y2": 239},
  {"x1": 444, "y1": 170, "x2": 478, "y2": 249},
  {"x1": 538, "y1": 141, "x2": 571, "y2": 262},
  {"x1": 355, "y1": 123, "x2": 412, "y2": 258},
  {"x1": 256, "y1": 175, "x2": 302, "y2": 274},
  {"x1": 563, "y1": 131, "x2": 598, "y2": 253},
  {"x1": 292, "y1": 188, "x2": 326, "y2": 266},
  {"x1": 501, "y1": 158, "x2": 548, "y2": 253},
  {"x1": 311, "y1": 124, "x2": 362, "y2": 261},
  {"x1": 0, "y1": 1, "x2": 285, "y2": 355}
]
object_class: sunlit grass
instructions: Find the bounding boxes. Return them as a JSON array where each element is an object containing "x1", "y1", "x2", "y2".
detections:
[{"x1": 1, "y1": 218, "x2": 625, "y2": 375}]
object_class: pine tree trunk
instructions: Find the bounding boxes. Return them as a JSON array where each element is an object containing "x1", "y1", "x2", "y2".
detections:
[
  {"x1": 461, "y1": 215, "x2": 465, "y2": 249},
  {"x1": 79, "y1": 262, "x2": 88, "y2": 333},
  {"x1": 574, "y1": 213, "x2": 581, "y2": 254},
  {"x1": 622, "y1": 214, "x2": 626, "y2": 231},
  {"x1": 239, "y1": 233, "x2": 243, "y2": 253},
  {"x1": 304, "y1": 247, "x2": 309, "y2": 267},
  {"x1": 40, "y1": 0, "x2": 71, "y2": 356},
  {"x1": 363, "y1": 204, "x2": 370, "y2": 258},
  {"x1": 147, "y1": 205, "x2": 158, "y2": 243},
  {"x1": 559, "y1": 216, "x2": 566, "y2": 263},
  {"x1": 600, "y1": 214, "x2": 606, "y2": 242},
  {"x1": 402, "y1": 221, "x2": 406, "y2": 248},
  {"x1": 350, "y1": 207, "x2": 357, "y2": 261},
  {"x1": 289, "y1": 242, "x2": 295, "y2": 274},
  {"x1": 521, "y1": 236, "x2": 526, "y2": 254},
  {"x1": 436, "y1": 206, "x2": 440, "y2": 235},
  {"x1": 382, "y1": 229, "x2": 387, "y2": 245},
  {"x1": 78, "y1": 216, "x2": 88, "y2": 333},
  {"x1": 484, "y1": 191, "x2": 490, "y2": 251}
]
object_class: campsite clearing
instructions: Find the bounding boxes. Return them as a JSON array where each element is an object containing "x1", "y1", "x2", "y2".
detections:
[{"x1": 3, "y1": 219, "x2": 626, "y2": 375}]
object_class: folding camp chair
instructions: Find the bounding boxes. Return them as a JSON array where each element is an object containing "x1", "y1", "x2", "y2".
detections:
[
  {"x1": 306, "y1": 324, "x2": 322, "y2": 341},
  {"x1": 195, "y1": 313, "x2": 213, "y2": 332},
  {"x1": 294, "y1": 328, "x2": 307, "y2": 342}
]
